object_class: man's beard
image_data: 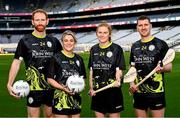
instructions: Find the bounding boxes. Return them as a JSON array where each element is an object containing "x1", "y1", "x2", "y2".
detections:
[{"x1": 35, "y1": 25, "x2": 46, "y2": 32}]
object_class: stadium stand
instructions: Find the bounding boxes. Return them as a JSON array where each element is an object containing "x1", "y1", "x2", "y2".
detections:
[{"x1": 0, "y1": 0, "x2": 180, "y2": 53}]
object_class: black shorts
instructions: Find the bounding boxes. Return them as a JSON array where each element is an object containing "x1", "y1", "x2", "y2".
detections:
[
  {"x1": 91, "y1": 87, "x2": 124, "y2": 113},
  {"x1": 53, "y1": 109, "x2": 81, "y2": 115},
  {"x1": 27, "y1": 89, "x2": 54, "y2": 107},
  {"x1": 133, "y1": 93, "x2": 166, "y2": 110}
]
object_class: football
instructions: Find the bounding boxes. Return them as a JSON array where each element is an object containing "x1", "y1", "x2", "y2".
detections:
[
  {"x1": 66, "y1": 75, "x2": 85, "y2": 93},
  {"x1": 13, "y1": 80, "x2": 30, "y2": 97}
]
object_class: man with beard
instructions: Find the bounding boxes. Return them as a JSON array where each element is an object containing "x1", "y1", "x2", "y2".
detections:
[
  {"x1": 7, "y1": 9, "x2": 62, "y2": 118},
  {"x1": 129, "y1": 15, "x2": 172, "y2": 117}
]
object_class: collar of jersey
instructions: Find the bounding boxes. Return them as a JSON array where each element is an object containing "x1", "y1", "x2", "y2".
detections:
[
  {"x1": 141, "y1": 36, "x2": 154, "y2": 43},
  {"x1": 32, "y1": 31, "x2": 46, "y2": 39},
  {"x1": 99, "y1": 41, "x2": 112, "y2": 49},
  {"x1": 61, "y1": 50, "x2": 74, "y2": 58}
]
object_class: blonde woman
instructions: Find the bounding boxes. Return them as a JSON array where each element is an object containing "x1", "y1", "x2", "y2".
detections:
[
  {"x1": 88, "y1": 22, "x2": 126, "y2": 118},
  {"x1": 47, "y1": 30, "x2": 86, "y2": 118}
]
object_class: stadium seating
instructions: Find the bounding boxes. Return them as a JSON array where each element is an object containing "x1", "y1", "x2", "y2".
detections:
[
  {"x1": 0, "y1": 0, "x2": 179, "y2": 53},
  {"x1": 1, "y1": 26, "x2": 180, "y2": 53}
]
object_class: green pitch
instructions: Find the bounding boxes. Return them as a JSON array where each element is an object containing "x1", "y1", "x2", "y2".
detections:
[{"x1": 0, "y1": 52, "x2": 180, "y2": 117}]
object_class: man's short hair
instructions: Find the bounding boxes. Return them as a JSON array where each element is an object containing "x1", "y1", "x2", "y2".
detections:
[
  {"x1": 137, "y1": 15, "x2": 151, "y2": 24},
  {"x1": 32, "y1": 9, "x2": 48, "y2": 20}
]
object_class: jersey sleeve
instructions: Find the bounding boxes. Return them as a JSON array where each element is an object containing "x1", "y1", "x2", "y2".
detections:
[
  {"x1": 47, "y1": 56, "x2": 57, "y2": 80},
  {"x1": 129, "y1": 44, "x2": 135, "y2": 66},
  {"x1": 88, "y1": 47, "x2": 93, "y2": 69},
  {"x1": 54, "y1": 37, "x2": 62, "y2": 52},
  {"x1": 116, "y1": 46, "x2": 126, "y2": 70},
  {"x1": 160, "y1": 40, "x2": 169, "y2": 60},
  {"x1": 14, "y1": 38, "x2": 26, "y2": 60},
  {"x1": 79, "y1": 57, "x2": 87, "y2": 79}
]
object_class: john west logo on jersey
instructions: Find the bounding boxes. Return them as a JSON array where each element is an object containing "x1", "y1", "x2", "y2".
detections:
[
  {"x1": 32, "y1": 50, "x2": 53, "y2": 58},
  {"x1": 134, "y1": 55, "x2": 155, "y2": 63},
  {"x1": 62, "y1": 69, "x2": 78, "y2": 78},
  {"x1": 93, "y1": 63, "x2": 112, "y2": 70}
]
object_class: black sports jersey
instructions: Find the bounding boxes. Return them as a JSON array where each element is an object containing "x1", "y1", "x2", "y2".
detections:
[
  {"x1": 130, "y1": 37, "x2": 169, "y2": 93},
  {"x1": 14, "y1": 33, "x2": 62, "y2": 91},
  {"x1": 89, "y1": 42, "x2": 126, "y2": 90},
  {"x1": 47, "y1": 51, "x2": 86, "y2": 84},
  {"x1": 47, "y1": 51, "x2": 86, "y2": 110}
]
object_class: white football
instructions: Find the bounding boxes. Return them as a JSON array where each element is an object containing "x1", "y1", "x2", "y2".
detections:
[
  {"x1": 13, "y1": 80, "x2": 30, "y2": 97},
  {"x1": 66, "y1": 75, "x2": 85, "y2": 93}
]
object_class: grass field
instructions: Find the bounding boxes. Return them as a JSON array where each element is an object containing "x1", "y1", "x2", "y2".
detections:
[{"x1": 0, "y1": 52, "x2": 180, "y2": 117}]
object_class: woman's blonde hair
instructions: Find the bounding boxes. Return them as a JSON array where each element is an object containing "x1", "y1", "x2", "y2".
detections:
[
  {"x1": 61, "y1": 30, "x2": 77, "y2": 43},
  {"x1": 96, "y1": 21, "x2": 112, "y2": 41}
]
